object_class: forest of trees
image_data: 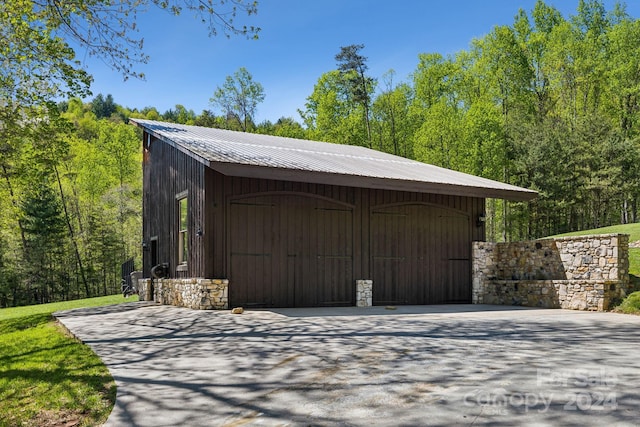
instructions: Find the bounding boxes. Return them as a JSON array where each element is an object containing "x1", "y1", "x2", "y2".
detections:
[
  {"x1": 2, "y1": 0, "x2": 640, "y2": 307},
  {"x1": 298, "y1": 1, "x2": 640, "y2": 243},
  {"x1": 156, "y1": 0, "x2": 640, "y2": 242},
  {"x1": 0, "y1": 100, "x2": 142, "y2": 307}
]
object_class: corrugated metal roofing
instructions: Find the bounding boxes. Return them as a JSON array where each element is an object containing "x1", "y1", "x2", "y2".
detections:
[{"x1": 131, "y1": 119, "x2": 537, "y2": 201}]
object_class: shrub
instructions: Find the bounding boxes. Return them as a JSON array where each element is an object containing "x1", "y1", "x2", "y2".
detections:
[{"x1": 616, "y1": 291, "x2": 640, "y2": 314}]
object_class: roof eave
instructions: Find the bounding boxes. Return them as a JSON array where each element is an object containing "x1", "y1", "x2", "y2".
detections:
[
  {"x1": 131, "y1": 118, "x2": 211, "y2": 166},
  {"x1": 130, "y1": 118, "x2": 538, "y2": 201},
  {"x1": 210, "y1": 162, "x2": 538, "y2": 202}
]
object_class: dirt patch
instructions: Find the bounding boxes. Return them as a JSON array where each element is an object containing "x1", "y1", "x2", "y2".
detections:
[{"x1": 32, "y1": 409, "x2": 83, "y2": 427}]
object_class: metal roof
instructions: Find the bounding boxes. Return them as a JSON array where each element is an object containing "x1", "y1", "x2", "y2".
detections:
[{"x1": 131, "y1": 119, "x2": 537, "y2": 201}]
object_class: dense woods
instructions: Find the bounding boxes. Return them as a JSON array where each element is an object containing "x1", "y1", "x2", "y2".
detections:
[
  {"x1": 0, "y1": 103, "x2": 142, "y2": 307},
  {"x1": 2, "y1": 0, "x2": 640, "y2": 306},
  {"x1": 298, "y1": 1, "x2": 640, "y2": 243}
]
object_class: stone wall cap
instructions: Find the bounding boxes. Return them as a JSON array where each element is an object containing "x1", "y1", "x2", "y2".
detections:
[
  {"x1": 538, "y1": 233, "x2": 629, "y2": 242},
  {"x1": 490, "y1": 279, "x2": 623, "y2": 284}
]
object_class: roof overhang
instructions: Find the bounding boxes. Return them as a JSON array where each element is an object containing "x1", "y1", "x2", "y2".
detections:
[
  {"x1": 209, "y1": 161, "x2": 537, "y2": 201},
  {"x1": 132, "y1": 118, "x2": 538, "y2": 202}
]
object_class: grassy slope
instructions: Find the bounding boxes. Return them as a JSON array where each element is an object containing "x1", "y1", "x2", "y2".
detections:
[
  {"x1": 550, "y1": 223, "x2": 640, "y2": 313},
  {"x1": 0, "y1": 295, "x2": 138, "y2": 427},
  {"x1": 552, "y1": 222, "x2": 640, "y2": 246}
]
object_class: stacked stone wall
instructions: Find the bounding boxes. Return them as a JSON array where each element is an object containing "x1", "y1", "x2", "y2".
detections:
[
  {"x1": 356, "y1": 280, "x2": 373, "y2": 307},
  {"x1": 473, "y1": 234, "x2": 629, "y2": 311},
  {"x1": 138, "y1": 278, "x2": 228, "y2": 310}
]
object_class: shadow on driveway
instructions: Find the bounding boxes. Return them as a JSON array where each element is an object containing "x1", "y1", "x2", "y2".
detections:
[{"x1": 56, "y1": 303, "x2": 640, "y2": 426}]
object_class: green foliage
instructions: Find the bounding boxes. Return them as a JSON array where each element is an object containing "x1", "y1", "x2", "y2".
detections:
[
  {"x1": 0, "y1": 96, "x2": 142, "y2": 307},
  {"x1": 371, "y1": 71, "x2": 414, "y2": 156},
  {"x1": 0, "y1": 0, "x2": 259, "y2": 306},
  {"x1": 163, "y1": 104, "x2": 197, "y2": 125},
  {"x1": 0, "y1": 2, "x2": 91, "y2": 106},
  {"x1": 616, "y1": 291, "x2": 640, "y2": 314},
  {"x1": 91, "y1": 94, "x2": 117, "y2": 119},
  {"x1": 628, "y1": 248, "x2": 640, "y2": 279},
  {"x1": 301, "y1": 70, "x2": 368, "y2": 146},
  {"x1": 335, "y1": 44, "x2": 376, "y2": 147},
  {"x1": 303, "y1": 1, "x2": 640, "y2": 242},
  {"x1": 256, "y1": 117, "x2": 308, "y2": 139},
  {"x1": 210, "y1": 67, "x2": 265, "y2": 131}
]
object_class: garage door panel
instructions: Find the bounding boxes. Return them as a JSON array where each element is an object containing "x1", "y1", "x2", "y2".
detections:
[
  {"x1": 230, "y1": 254, "x2": 272, "y2": 307},
  {"x1": 230, "y1": 194, "x2": 354, "y2": 308},
  {"x1": 371, "y1": 204, "x2": 471, "y2": 305},
  {"x1": 317, "y1": 256, "x2": 353, "y2": 305},
  {"x1": 372, "y1": 258, "x2": 406, "y2": 304},
  {"x1": 230, "y1": 200, "x2": 277, "y2": 307},
  {"x1": 447, "y1": 259, "x2": 471, "y2": 303}
]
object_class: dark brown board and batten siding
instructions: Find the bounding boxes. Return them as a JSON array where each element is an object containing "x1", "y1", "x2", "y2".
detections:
[
  {"x1": 144, "y1": 131, "x2": 484, "y2": 308},
  {"x1": 204, "y1": 169, "x2": 483, "y2": 307},
  {"x1": 143, "y1": 132, "x2": 207, "y2": 278}
]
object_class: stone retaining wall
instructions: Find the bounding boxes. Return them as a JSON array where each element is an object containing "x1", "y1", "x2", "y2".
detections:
[
  {"x1": 476, "y1": 280, "x2": 622, "y2": 311},
  {"x1": 138, "y1": 278, "x2": 228, "y2": 310},
  {"x1": 472, "y1": 234, "x2": 630, "y2": 311}
]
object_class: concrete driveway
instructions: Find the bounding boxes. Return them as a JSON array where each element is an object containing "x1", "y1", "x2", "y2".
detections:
[{"x1": 55, "y1": 303, "x2": 640, "y2": 426}]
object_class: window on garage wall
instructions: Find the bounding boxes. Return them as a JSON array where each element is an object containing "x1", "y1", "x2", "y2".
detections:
[{"x1": 177, "y1": 193, "x2": 188, "y2": 265}]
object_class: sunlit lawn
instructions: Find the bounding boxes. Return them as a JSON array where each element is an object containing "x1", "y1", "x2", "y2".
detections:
[
  {"x1": 552, "y1": 222, "x2": 640, "y2": 242},
  {"x1": 0, "y1": 295, "x2": 138, "y2": 427}
]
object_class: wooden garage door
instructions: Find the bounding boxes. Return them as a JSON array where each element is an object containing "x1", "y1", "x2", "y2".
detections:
[
  {"x1": 371, "y1": 203, "x2": 471, "y2": 305},
  {"x1": 229, "y1": 194, "x2": 354, "y2": 308}
]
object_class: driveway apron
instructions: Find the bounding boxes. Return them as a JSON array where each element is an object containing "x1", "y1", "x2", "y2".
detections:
[{"x1": 55, "y1": 303, "x2": 640, "y2": 426}]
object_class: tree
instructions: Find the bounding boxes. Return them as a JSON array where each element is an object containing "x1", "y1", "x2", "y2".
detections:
[
  {"x1": 193, "y1": 110, "x2": 226, "y2": 128},
  {"x1": 301, "y1": 70, "x2": 366, "y2": 146},
  {"x1": 2, "y1": 1, "x2": 259, "y2": 97},
  {"x1": 335, "y1": 44, "x2": 376, "y2": 147},
  {"x1": 210, "y1": 67, "x2": 265, "y2": 132},
  {"x1": 605, "y1": 17, "x2": 640, "y2": 138},
  {"x1": 163, "y1": 105, "x2": 196, "y2": 124},
  {"x1": 372, "y1": 70, "x2": 414, "y2": 156},
  {"x1": 1, "y1": 0, "x2": 260, "y2": 194},
  {"x1": 91, "y1": 94, "x2": 117, "y2": 119},
  {"x1": 21, "y1": 178, "x2": 67, "y2": 304},
  {"x1": 256, "y1": 117, "x2": 307, "y2": 139}
]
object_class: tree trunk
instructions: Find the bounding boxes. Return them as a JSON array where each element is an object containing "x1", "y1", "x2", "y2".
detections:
[
  {"x1": 53, "y1": 165, "x2": 90, "y2": 297},
  {"x1": 1, "y1": 165, "x2": 27, "y2": 251}
]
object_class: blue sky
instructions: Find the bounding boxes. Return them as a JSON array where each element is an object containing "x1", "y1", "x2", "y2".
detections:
[{"x1": 80, "y1": 0, "x2": 640, "y2": 123}]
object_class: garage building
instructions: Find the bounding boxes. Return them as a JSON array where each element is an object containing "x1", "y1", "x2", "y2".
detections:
[{"x1": 133, "y1": 119, "x2": 536, "y2": 308}]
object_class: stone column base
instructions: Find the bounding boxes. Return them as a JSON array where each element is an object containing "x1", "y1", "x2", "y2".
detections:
[
  {"x1": 356, "y1": 280, "x2": 373, "y2": 307},
  {"x1": 139, "y1": 278, "x2": 228, "y2": 310}
]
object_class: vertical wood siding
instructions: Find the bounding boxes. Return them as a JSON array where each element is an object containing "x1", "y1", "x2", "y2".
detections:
[
  {"x1": 370, "y1": 203, "x2": 472, "y2": 304},
  {"x1": 145, "y1": 137, "x2": 485, "y2": 307},
  {"x1": 228, "y1": 193, "x2": 354, "y2": 307},
  {"x1": 205, "y1": 170, "x2": 484, "y2": 307},
  {"x1": 142, "y1": 133, "x2": 206, "y2": 278}
]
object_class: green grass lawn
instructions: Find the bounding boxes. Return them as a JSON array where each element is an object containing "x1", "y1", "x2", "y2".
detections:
[
  {"x1": 551, "y1": 223, "x2": 640, "y2": 314},
  {"x1": 551, "y1": 222, "x2": 640, "y2": 243},
  {"x1": 0, "y1": 295, "x2": 138, "y2": 427}
]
